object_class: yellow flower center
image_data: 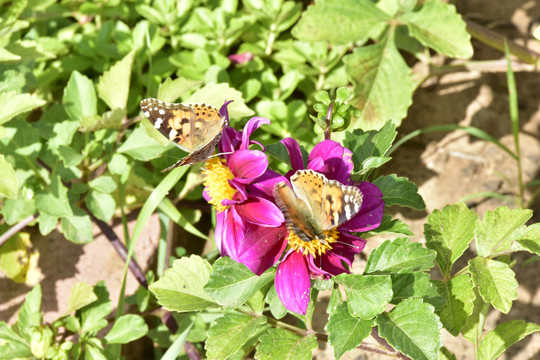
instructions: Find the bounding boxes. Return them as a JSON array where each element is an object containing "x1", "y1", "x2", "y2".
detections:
[
  {"x1": 202, "y1": 157, "x2": 237, "y2": 213},
  {"x1": 287, "y1": 229, "x2": 340, "y2": 258}
]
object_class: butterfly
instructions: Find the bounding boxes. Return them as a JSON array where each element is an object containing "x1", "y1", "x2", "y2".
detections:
[
  {"x1": 140, "y1": 98, "x2": 227, "y2": 171},
  {"x1": 273, "y1": 169, "x2": 363, "y2": 243}
]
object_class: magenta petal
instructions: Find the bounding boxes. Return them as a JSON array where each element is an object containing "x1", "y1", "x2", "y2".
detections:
[
  {"x1": 281, "y1": 137, "x2": 304, "y2": 172},
  {"x1": 234, "y1": 197, "x2": 284, "y2": 226},
  {"x1": 220, "y1": 127, "x2": 241, "y2": 154},
  {"x1": 240, "y1": 117, "x2": 270, "y2": 150},
  {"x1": 216, "y1": 209, "x2": 244, "y2": 257},
  {"x1": 248, "y1": 170, "x2": 288, "y2": 199},
  {"x1": 235, "y1": 223, "x2": 288, "y2": 275},
  {"x1": 276, "y1": 250, "x2": 311, "y2": 315},
  {"x1": 342, "y1": 182, "x2": 384, "y2": 232},
  {"x1": 219, "y1": 100, "x2": 233, "y2": 124},
  {"x1": 228, "y1": 150, "x2": 268, "y2": 182},
  {"x1": 308, "y1": 140, "x2": 353, "y2": 183},
  {"x1": 228, "y1": 52, "x2": 254, "y2": 64}
]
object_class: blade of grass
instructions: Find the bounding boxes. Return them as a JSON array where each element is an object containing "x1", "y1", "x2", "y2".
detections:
[
  {"x1": 161, "y1": 322, "x2": 194, "y2": 360},
  {"x1": 505, "y1": 39, "x2": 524, "y2": 208},
  {"x1": 111, "y1": 166, "x2": 188, "y2": 357},
  {"x1": 458, "y1": 191, "x2": 514, "y2": 204},
  {"x1": 158, "y1": 198, "x2": 209, "y2": 240},
  {"x1": 157, "y1": 211, "x2": 170, "y2": 278},
  {"x1": 386, "y1": 124, "x2": 517, "y2": 159}
]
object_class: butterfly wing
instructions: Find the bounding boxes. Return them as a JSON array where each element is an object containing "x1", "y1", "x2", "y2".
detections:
[
  {"x1": 291, "y1": 169, "x2": 363, "y2": 231},
  {"x1": 273, "y1": 181, "x2": 320, "y2": 242},
  {"x1": 140, "y1": 99, "x2": 226, "y2": 169}
]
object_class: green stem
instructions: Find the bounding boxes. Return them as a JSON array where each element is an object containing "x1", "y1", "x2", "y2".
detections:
[{"x1": 265, "y1": 25, "x2": 276, "y2": 56}]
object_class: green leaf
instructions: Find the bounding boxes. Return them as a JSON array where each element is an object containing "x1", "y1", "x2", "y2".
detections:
[
  {"x1": 399, "y1": 0, "x2": 473, "y2": 58},
  {"x1": 326, "y1": 303, "x2": 373, "y2": 359},
  {"x1": 0, "y1": 198, "x2": 35, "y2": 225},
  {"x1": 88, "y1": 176, "x2": 117, "y2": 193},
  {"x1": 424, "y1": 203, "x2": 478, "y2": 277},
  {"x1": 0, "y1": 322, "x2": 32, "y2": 359},
  {"x1": 158, "y1": 77, "x2": 202, "y2": 103},
  {"x1": 462, "y1": 287, "x2": 490, "y2": 346},
  {"x1": 80, "y1": 282, "x2": 111, "y2": 335},
  {"x1": 64, "y1": 281, "x2": 98, "y2": 317},
  {"x1": 97, "y1": 51, "x2": 135, "y2": 110},
  {"x1": 118, "y1": 124, "x2": 163, "y2": 161},
  {"x1": 60, "y1": 209, "x2": 93, "y2": 244},
  {"x1": 439, "y1": 346, "x2": 457, "y2": 360},
  {"x1": 334, "y1": 274, "x2": 392, "y2": 319},
  {"x1": 255, "y1": 328, "x2": 318, "y2": 360},
  {"x1": 468, "y1": 257, "x2": 517, "y2": 314},
  {"x1": 266, "y1": 285, "x2": 287, "y2": 320},
  {"x1": 516, "y1": 224, "x2": 540, "y2": 254},
  {"x1": 149, "y1": 255, "x2": 216, "y2": 312},
  {"x1": 364, "y1": 238, "x2": 436, "y2": 275},
  {"x1": 38, "y1": 213, "x2": 57, "y2": 236},
  {"x1": 433, "y1": 274, "x2": 475, "y2": 336},
  {"x1": 373, "y1": 174, "x2": 426, "y2": 210},
  {"x1": 376, "y1": 298, "x2": 442, "y2": 360},
  {"x1": 0, "y1": 91, "x2": 46, "y2": 125},
  {"x1": 265, "y1": 141, "x2": 293, "y2": 166},
  {"x1": 475, "y1": 206, "x2": 532, "y2": 257},
  {"x1": 35, "y1": 175, "x2": 73, "y2": 217},
  {"x1": 371, "y1": 215, "x2": 413, "y2": 236},
  {"x1": 204, "y1": 257, "x2": 275, "y2": 308},
  {"x1": 63, "y1": 71, "x2": 97, "y2": 121},
  {"x1": 85, "y1": 190, "x2": 116, "y2": 222},
  {"x1": 57, "y1": 145, "x2": 84, "y2": 167},
  {"x1": 391, "y1": 273, "x2": 444, "y2": 308},
  {"x1": 0, "y1": 154, "x2": 18, "y2": 199},
  {"x1": 79, "y1": 108, "x2": 125, "y2": 132},
  {"x1": 292, "y1": 0, "x2": 390, "y2": 44},
  {"x1": 161, "y1": 321, "x2": 194, "y2": 360},
  {"x1": 478, "y1": 320, "x2": 540, "y2": 360},
  {"x1": 188, "y1": 82, "x2": 254, "y2": 118},
  {"x1": 104, "y1": 314, "x2": 148, "y2": 344},
  {"x1": 18, "y1": 284, "x2": 42, "y2": 341},
  {"x1": 344, "y1": 121, "x2": 397, "y2": 172},
  {"x1": 206, "y1": 314, "x2": 267, "y2": 360},
  {"x1": 344, "y1": 37, "x2": 414, "y2": 130}
]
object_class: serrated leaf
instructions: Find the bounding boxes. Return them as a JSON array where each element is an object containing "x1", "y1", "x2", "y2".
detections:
[
  {"x1": 344, "y1": 37, "x2": 414, "y2": 130},
  {"x1": 104, "y1": 314, "x2": 148, "y2": 344},
  {"x1": 0, "y1": 322, "x2": 32, "y2": 359},
  {"x1": 80, "y1": 281, "x2": 111, "y2": 334},
  {"x1": 462, "y1": 287, "x2": 490, "y2": 345},
  {"x1": 344, "y1": 121, "x2": 397, "y2": 171},
  {"x1": 373, "y1": 174, "x2": 425, "y2": 210},
  {"x1": 365, "y1": 238, "x2": 436, "y2": 275},
  {"x1": 433, "y1": 274, "x2": 475, "y2": 336},
  {"x1": 516, "y1": 224, "x2": 540, "y2": 254},
  {"x1": 85, "y1": 190, "x2": 115, "y2": 222},
  {"x1": 255, "y1": 328, "x2": 318, "y2": 360},
  {"x1": 475, "y1": 207, "x2": 532, "y2": 258},
  {"x1": 0, "y1": 91, "x2": 46, "y2": 125},
  {"x1": 0, "y1": 154, "x2": 18, "y2": 199},
  {"x1": 97, "y1": 51, "x2": 135, "y2": 110},
  {"x1": 391, "y1": 273, "x2": 444, "y2": 308},
  {"x1": 35, "y1": 175, "x2": 72, "y2": 217},
  {"x1": 478, "y1": 320, "x2": 540, "y2": 360},
  {"x1": 399, "y1": 0, "x2": 473, "y2": 58},
  {"x1": 63, "y1": 71, "x2": 97, "y2": 121},
  {"x1": 469, "y1": 257, "x2": 517, "y2": 314},
  {"x1": 206, "y1": 314, "x2": 266, "y2": 360},
  {"x1": 375, "y1": 298, "x2": 442, "y2": 360},
  {"x1": 64, "y1": 282, "x2": 97, "y2": 317},
  {"x1": 326, "y1": 303, "x2": 373, "y2": 359},
  {"x1": 424, "y1": 203, "x2": 478, "y2": 277},
  {"x1": 370, "y1": 215, "x2": 413, "y2": 236},
  {"x1": 292, "y1": 0, "x2": 390, "y2": 44},
  {"x1": 188, "y1": 82, "x2": 254, "y2": 118},
  {"x1": 334, "y1": 274, "x2": 392, "y2": 319},
  {"x1": 204, "y1": 257, "x2": 275, "y2": 308},
  {"x1": 149, "y1": 255, "x2": 216, "y2": 312}
]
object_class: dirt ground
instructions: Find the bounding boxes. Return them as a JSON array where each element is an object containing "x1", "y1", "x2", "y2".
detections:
[{"x1": 2, "y1": 0, "x2": 540, "y2": 359}]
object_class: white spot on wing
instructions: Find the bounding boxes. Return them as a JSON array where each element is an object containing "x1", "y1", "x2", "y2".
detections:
[
  {"x1": 154, "y1": 118, "x2": 163, "y2": 129},
  {"x1": 144, "y1": 111, "x2": 150, "y2": 118},
  {"x1": 159, "y1": 109, "x2": 165, "y2": 115}
]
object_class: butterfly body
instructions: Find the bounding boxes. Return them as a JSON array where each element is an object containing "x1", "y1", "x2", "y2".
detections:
[
  {"x1": 140, "y1": 98, "x2": 227, "y2": 171},
  {"x1": 273, "y1": 169, "x2": 363, "y2": 243}
]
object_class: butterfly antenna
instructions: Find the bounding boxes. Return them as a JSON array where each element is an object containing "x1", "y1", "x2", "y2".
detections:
[{"x1": 334, "y1": 240, "x2": 361, "y2": 250}]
